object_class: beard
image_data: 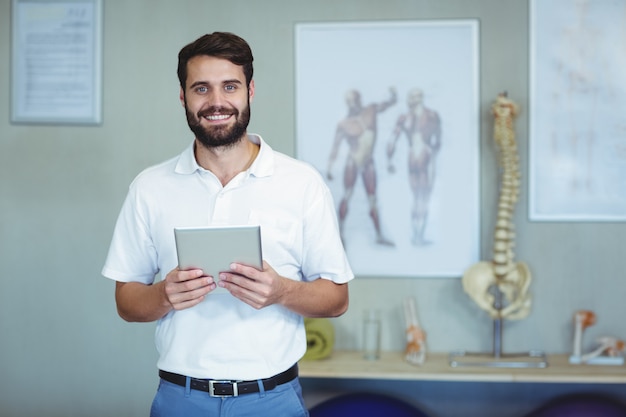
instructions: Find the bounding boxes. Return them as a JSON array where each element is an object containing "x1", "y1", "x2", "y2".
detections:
[{"x1": 185, "y1": 101, "x2": 251, "y2": 149}]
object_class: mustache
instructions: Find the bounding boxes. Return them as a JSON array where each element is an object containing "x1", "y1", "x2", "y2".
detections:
[{"x1": 197, "y1": 106, "x2": 237, "y2": 118}]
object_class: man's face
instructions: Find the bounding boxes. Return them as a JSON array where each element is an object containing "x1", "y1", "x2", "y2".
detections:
[{"x1": 180, "y1": 55, "x2": 254, "y2": 149}]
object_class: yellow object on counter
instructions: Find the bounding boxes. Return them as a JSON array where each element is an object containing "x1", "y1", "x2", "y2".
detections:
[{"x1": 302, "y1": 317, "x2": 335, "y2": 360}]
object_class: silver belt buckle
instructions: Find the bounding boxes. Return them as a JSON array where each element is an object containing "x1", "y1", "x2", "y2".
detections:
[{"x1": 209, "y1": 380, "x2": 238, "y2": 397}]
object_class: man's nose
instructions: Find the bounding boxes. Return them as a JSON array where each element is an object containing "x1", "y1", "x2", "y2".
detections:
[{"x1": 207, "y1": 89, "x2": 226, "y2": 105}]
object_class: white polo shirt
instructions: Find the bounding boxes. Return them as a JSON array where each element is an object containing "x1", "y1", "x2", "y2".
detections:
[{"x1": 102, "y1": 134, "x2": 353, "y2": 380}]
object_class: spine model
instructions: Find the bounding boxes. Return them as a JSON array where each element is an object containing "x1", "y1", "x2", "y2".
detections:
[{"x1": 462, "y1": 93, "x2": 531, "y2": 320}]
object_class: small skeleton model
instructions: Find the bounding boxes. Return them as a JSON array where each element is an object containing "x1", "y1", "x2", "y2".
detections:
[
  {"x1": 570, "y1": 310, "x2": 625, "y2": 364},
  {"x1": 462, "y1": 93, "x2": 532, "y2": 320},
  {"x1": 403, "y1": 297, "x2": 426, "y2": 365}
]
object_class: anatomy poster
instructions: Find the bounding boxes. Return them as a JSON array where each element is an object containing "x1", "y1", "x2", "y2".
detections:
[{"x1": 295, "y1": 20, "x2": 480, "y2": 277}]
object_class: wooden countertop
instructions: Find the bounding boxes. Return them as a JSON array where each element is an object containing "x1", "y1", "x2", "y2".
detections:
[{"x1": 298, "y1": 351, "x2": 626, "y2": 384}]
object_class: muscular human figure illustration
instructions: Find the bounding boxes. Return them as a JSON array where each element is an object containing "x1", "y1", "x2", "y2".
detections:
[
  {"x1": 387, "y1": 88, "x2": 441, "y2": 246},
  {"x1": 327, "y1": 88, "x2": 397, "y2": 246}
]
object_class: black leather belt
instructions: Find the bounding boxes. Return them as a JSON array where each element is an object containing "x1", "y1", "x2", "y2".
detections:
[{"x1": 158, "y1": 364, "x2": 298, "y2": 397}]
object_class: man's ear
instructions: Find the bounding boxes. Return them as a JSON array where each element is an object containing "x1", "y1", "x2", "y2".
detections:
[
  {"x1": 179, "y1": 87, "x2": 185, "y2": 107},
  {"x1": 248, "y1": 79, "x2": 255, "y2": 102}
]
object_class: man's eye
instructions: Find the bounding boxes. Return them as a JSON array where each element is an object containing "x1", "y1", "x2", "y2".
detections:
[
  {"x1": 196, "y1": 86, "x2": 208, "y2": 93},
  {"x1": 225, "y1": 85, "x2": 236, "y2": 92}
]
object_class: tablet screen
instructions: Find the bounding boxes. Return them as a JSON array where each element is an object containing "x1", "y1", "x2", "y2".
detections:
[{"x1": 174, "y1": 225, "x2": 263, "y2": 294}]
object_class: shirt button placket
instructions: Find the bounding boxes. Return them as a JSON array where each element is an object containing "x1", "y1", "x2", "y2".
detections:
[{"x1": 212, "y1": 190, "x2": 231, "y2": 225}]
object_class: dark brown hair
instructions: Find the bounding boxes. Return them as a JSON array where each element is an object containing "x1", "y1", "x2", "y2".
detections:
[{"x1": 177, "y1": 32, "x2": 254, "y2": 90}]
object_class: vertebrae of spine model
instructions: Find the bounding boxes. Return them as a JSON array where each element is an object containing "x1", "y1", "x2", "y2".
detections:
[{"x1": 492, "y1": 92, "x2": 521, "y2": 278}]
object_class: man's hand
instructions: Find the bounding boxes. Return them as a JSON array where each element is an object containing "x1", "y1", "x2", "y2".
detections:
[
  {"x1": 163, "y1": 268, "x2": 216, "y2": 311},
  {"x1": 218, "y1": 261, "x2": 283, "y2": 310}
]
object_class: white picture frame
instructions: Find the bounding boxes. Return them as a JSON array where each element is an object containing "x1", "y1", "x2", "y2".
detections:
[
  {"x1": 529, "y1": 0, "x2": 626, "y2": 221},
  {"x1": 295, "y1": 20, "x2": 480, "y2": 277},
  {"x1": 11, "y1": 0, "x2": 103, "y2": 125}
]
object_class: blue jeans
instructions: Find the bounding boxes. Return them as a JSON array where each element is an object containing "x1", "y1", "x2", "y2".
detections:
[{"x1": 150, "y1": 377, "x2": 309, "y2": 417}]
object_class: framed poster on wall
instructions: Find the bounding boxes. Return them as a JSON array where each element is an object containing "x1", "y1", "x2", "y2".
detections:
[
  {"x1": 295, "y1": 20, "x2": 480, "y2": 277},
  {"x1": 11, "y1": 0, "x2": 103, "y2": 125},
  {"x1": 529, "y1": 0, "x2": 626, "y2": 221}
]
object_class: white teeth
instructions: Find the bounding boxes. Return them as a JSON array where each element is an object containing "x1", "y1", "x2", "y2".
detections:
[{"x1": 205, "y1": 114, "x2": 230, "y2": 121}]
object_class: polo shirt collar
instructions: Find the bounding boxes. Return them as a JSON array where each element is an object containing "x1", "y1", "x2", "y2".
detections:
[{"x1": 174, "y1": 133, "x2": 274, "y2": 178}]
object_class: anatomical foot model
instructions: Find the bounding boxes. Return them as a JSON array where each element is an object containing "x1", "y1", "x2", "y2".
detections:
[{"x1": 403, "y1": 297, "x2": 426, "y2": 365}]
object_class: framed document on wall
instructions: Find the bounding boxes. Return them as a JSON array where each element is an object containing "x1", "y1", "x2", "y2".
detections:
[
  {"x1": 295, "y1": 20, "x2": 480, "y2": 278},
  {"x1": 11, "y1": 0, "x2": 103, "y2": 125},
  {"x1": 529, "y1": 0, "x2": 626, "y2": 221}
]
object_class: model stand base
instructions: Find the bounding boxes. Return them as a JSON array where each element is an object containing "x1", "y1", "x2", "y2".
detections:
[
  {"x1": 449, "y1": 313, "x2": 549, "y2": 369},
  {"x1": 569, "y1": 355, "x2": 624, "y2": 366},
  {"x1": 449, "y1": 350, "x2": 548, "y2": 368}
]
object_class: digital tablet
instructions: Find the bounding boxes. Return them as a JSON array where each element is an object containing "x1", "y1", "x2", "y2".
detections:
[{"x1": 174, "y1": 225, "x2": 263, "y2": 294}]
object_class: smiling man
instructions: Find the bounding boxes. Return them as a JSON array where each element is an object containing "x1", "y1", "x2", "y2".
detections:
[{"x1": 102, "y1": 32, "x2": 353, "y2": 417}]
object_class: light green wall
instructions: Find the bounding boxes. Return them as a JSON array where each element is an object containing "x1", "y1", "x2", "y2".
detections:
[{"x1": 1, "y1": 0, "x2": 624, "y2": 416}]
